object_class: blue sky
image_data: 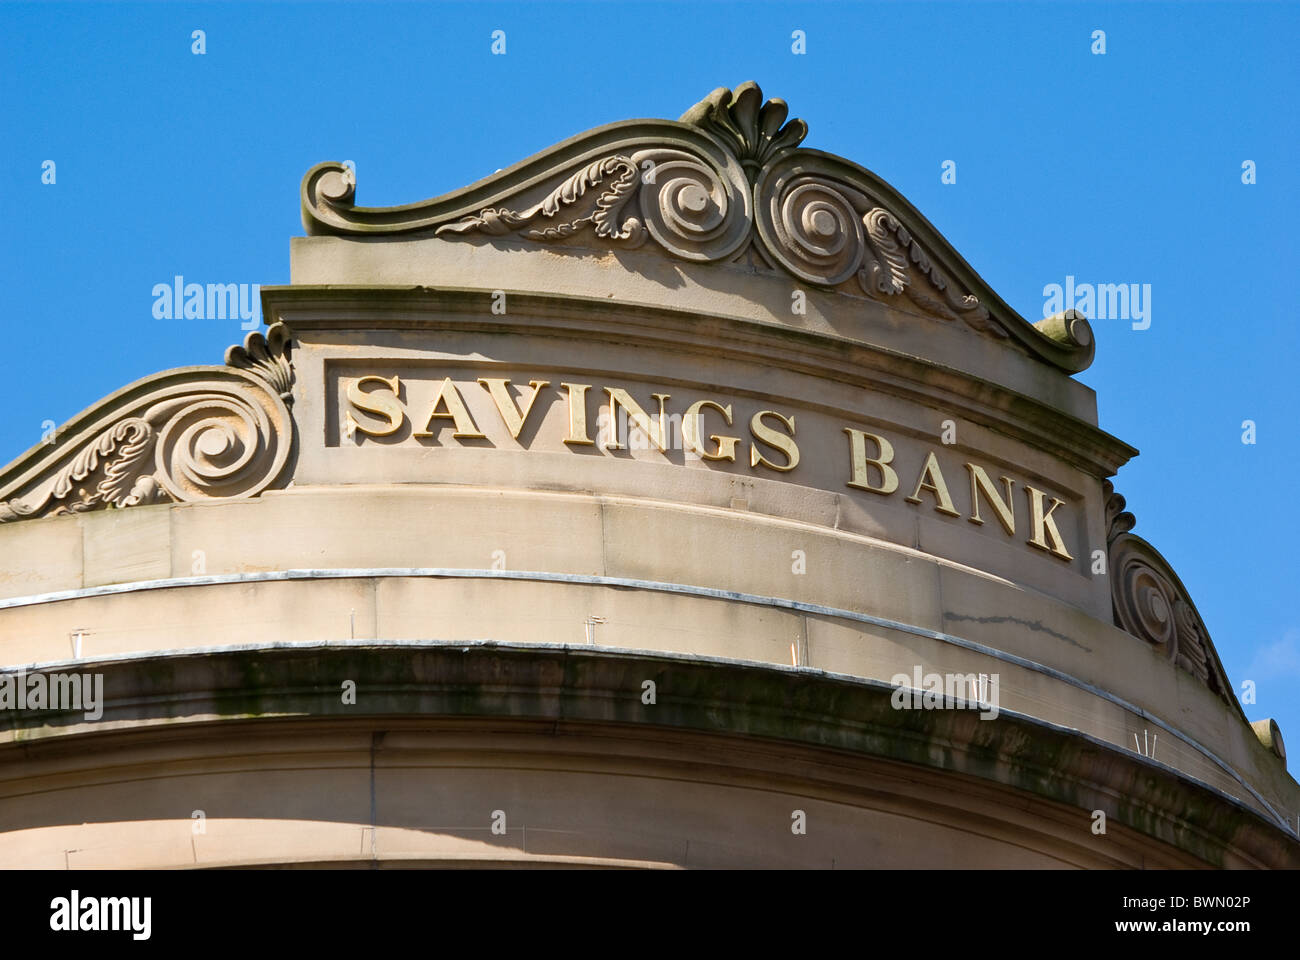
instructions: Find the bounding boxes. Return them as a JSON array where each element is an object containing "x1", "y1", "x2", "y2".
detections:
[{"x1": 2, "y1": 2, "x2": 1298, "y2": 745}]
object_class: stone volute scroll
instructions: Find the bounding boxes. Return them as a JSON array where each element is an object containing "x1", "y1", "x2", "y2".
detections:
[
  {"x1": 300, "y1": 81, "x2": 1095, "y2": 373},
  {"x1": 1104, "y1": 480, "x2": 1232, "y2": 703},
  {"x1": 0, "y1": 324, "x2": 296, "y2": 523}
]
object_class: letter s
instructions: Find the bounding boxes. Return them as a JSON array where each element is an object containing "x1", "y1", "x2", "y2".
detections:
[{"x1": 345, "y1": 375, "x2": 404, "y2": 438}]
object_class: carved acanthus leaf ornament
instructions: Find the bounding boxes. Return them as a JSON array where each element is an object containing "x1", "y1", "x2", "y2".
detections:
[
  {"x1": 301, "y1": 82, "x2": 1094, "y2": 372},
  {"x1": 0, "y1": 324, "x2": 295, "y2": 523}
]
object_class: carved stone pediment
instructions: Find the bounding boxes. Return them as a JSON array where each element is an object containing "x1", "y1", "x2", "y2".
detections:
[
  {"x1": 300, "y1": 82, "x2": 1094, "y2": 373},
  {"x1": 1104, "y1": 480, "x2": 1231, "y2": 702},
  {"x1": 0, "y1": 325, "x2": 295, "y2": 524}
]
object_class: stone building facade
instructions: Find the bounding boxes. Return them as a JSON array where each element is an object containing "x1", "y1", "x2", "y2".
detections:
[{"x1": 0, "y1": 83, "x2": 1295, "y2": 868}]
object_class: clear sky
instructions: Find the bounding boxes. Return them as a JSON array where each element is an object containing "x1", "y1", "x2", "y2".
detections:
[{"x1": 2, "y1": 2, "x2": 1298, "y2": 750}]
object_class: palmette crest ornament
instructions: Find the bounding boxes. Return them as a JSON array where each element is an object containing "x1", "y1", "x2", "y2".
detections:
[
  {"x1": 300, "y1": 82, "x2": 1095, "y2": 373},
  {"x1": 678, "y1": 81, "x2": 808, "y2": 174}
]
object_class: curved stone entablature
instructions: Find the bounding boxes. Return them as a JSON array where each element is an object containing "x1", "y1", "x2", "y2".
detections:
[
  {"x1": 0, "y1": 325, "x2": 295, "y2": 523},
  {"x1": 1104, "y1": 480, "x2": 1232, "y2": 705},
  {"x1": 299, "y1": 82, "x2": 1094, "y2": 374},
  {"x1": 1, "y1": 643, "x2": 1293, "y2": 869}
]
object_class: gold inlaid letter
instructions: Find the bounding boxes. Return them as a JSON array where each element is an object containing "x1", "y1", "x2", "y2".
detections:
[
  {"x1": 749, "y1": 411, "x2": 799, "y2": 472},
  {"x1": 1025, "y1": 486, "x2": 1073, "y2": 560},
  {"x1": 966, "y1": 464, "x2": 1016, "y2": 535},
  {"x1": 478, "y1": 378, "x2": 550, "y2": 440},
  {"x1": 560, "y1": 382, "x2": 594, "y2": 446},
  {"x1": 605, "y1": 388, "x2": 670, "y2": 452},
  {"x1": 345, "y1": 374, "x2": 404, "y2": 438},
  {"x1": 904, "y1": 451, "x2": 960, "y2": 517},
  {"x1": 844, "y1": 429, "x2": 898, "y2": 495},
  {"x1": 413, "y1": 377, "x2": 485, "y2": 439},
  {"x1": 683, "y1": 400, "x2": 738, "y2": 462}
]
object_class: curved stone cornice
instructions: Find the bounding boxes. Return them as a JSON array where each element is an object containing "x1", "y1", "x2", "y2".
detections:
[
  {"x1": 1104, "y1": 481, "x2": 1233, "y2": 706},
  {"x1": 5, "y1": 643, "x2": 1295, "y2": 867},
  {"x1": 0, "y1": 324, "x2": 296, "y2": 524},
  {"x1": 300, "y1": 82, "x2": 1094, "y2": 373}
]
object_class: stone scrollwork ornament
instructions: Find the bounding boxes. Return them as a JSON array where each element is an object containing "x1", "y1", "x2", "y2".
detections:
[
  {"x1": 434, "y1": 146, "x2": 752, "y2": 264},
  {"x1": 630, "y1": 148, "x2": 751, "y2": 262},
  {"x1": 762, "y1": 173, "x2": 867, "y2": 287},
  {"x1": 1104, "y1": 481, "x2": 1227, "y2": 700},
  {"x1": 0, "y1": 324, "x2": 295, "y2": 523},
  {"x1": 859, "y1": 208, "x2": 1006, "y2": 338},
  {"x1": 299, "y1": 82, "x2": 1092, "y2": 372},
  {"x1": 436, "y1": 155, "x2": 648, "y2": 246}
]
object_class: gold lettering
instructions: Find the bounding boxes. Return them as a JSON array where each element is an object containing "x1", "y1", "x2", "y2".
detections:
[
  {"x1": 749, "y1": 411, "x2": 799, "y2": 472},
  {"x1": 478, "y1": 378, "x2": 550, "y2": 440},
  {"x1": 344, "y1": 372, "x2": 1070, "y2": 566},
  {"x1": 345, "y1": 375, "x2": 404, "y2": 438},
  {"x1": 605, "y1": 388, "x2": 670, "y2": 452},
  {"x1": 560, "y1": 383, "x2": 594, "y2": 446},
  {"x1": 413, "y1": 377, "x2": 485, "y2": 439},
  {"x1": 683, "y1": 400, "x2": 738, "y2": 462},
  {"x1": 1025, "y1": 486, "x2": 1073, "y2": 560},
  {"x1": 966, "y1": 464, "x2": 1016, "y2": 535},
  {"x1": 844, "y1": 428, "x2": 898, "y2": 495},
  {"x1": 904, "y1": 451, "x2": 960, "y2": 516}
]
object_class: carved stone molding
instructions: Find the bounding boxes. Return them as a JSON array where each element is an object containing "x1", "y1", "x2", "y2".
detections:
[
  {"x1": 0, "y1": 326, "x2": 297, "y2": 524},
  {"x1": 1104, "y1": 481, "x2": 1229, "y2": 701},
  {"x1": 299, "y1": 82, "x2": 1096, "y2": 373}
]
